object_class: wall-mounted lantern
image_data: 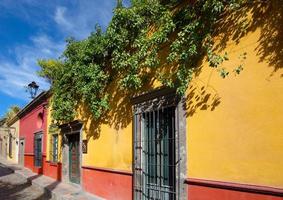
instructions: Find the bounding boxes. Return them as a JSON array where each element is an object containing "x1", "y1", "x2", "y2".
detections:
[{"x1": 26, "y1": 81, "x2": 39, "y2": 99}]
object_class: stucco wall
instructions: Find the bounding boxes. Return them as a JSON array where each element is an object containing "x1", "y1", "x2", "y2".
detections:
[
  {"x1": 186, "y1": 1, "x2": 283, "y2": 188},
  {"x1": 78, "y1": 80, "x2": 134, "y2": 172},
  {"x1": 19, "y1": 102, "x2": 48, "y2": 155},
  {"x1": 7, "y1": 120, "x2": 19, "y2": 163}
]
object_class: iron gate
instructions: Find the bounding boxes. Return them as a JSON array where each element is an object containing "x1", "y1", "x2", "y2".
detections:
[{"x1": 134, "y1": 106, "x2": 178, "y2": 200}]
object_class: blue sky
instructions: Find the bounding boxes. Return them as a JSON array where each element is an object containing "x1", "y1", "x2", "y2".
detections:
[{"x1": 0, "y1": 0, "x2": 119, "y2": 117}]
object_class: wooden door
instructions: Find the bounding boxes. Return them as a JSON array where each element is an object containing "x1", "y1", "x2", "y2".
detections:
[
  {"x1": 19, "y1": 139, "x2": 25, "y2": 166},
  {"x1": 69, "y1": 134, "x2": 80, "y2": 184}
]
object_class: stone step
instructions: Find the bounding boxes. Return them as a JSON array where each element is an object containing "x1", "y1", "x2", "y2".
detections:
[{"x1": 0, "y1": 158, "x2": 104, "y2": 200}]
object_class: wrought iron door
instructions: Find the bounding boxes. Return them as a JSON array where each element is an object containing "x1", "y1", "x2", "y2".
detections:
[
  {"x1": 69, "y1": 134, "x2": 80, "y2": 184},
  {"x1": 134, "y1": 106, "x2": 176, "y2": 200}
]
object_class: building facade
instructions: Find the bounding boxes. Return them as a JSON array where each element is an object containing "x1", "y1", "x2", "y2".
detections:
[
  {"x1": 0, "y1": 1, "x2": 282, "y2": 200},
  {"x1": 6, "y1": 116, "x2": 20, "y2": 164},
  {"x1": 45, "y1": 1, "x2": 283, "y2": 199},
  {"x1": 18, "y1": 92, "x2": 49, "y2": 175},
  {"x1": 0, "y1": 119, "x2": 8, "y2": 160},
  {"x1": 0, "y1": 117, "x2": 19, "y2": 163}
]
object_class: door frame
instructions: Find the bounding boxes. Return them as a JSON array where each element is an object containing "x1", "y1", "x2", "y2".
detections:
[
  {"x1": 131, "y1": 87, "x2": 188, "y2": 200},
  {"x1": 60, "y1": 121, "x2": 83, "y2": 186},
  {"x1": 34, "y1": 132, "x2": 43, "y2": 167}
]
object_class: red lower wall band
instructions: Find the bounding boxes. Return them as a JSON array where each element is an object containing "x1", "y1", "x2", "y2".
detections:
[
  {"x1": 24, "y1": 155, "x2": 62, "y2": 181},
  {"x1": 82, "y1": 166, "x2": 132, "y2": 200},
  {"x1": 43, "y1": 158, "x2": 62, "y2": 181},
  {"x1": 186, "y1": 178, "x2": 283, "y2": 200},
  {"x1": 23, "y1": 156, "x2": 283, "y2": 200},
  {"x1": 24, "y1": 154, "x2": 34, "y2": 171}
]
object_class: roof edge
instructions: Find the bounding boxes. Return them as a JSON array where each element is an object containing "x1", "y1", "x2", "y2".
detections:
[{"x1": 17, "y1": 90, "x2": 51, "y2": 119}]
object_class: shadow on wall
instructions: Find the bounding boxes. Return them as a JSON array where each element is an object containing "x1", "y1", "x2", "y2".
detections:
[
  {"x1": 185, "y1": 0, "x2": 283, "y2": 117},
  {"x1": 215, "y1": 0, "x2": 283, "y2": 74},
  {"x1": 185, "y1": 78, "x2": 221, "y2": 117},
  {"x1": 78, "y1": 0, "x2": 283, "y2": 139},
  {"x1": 79, "y1": 75, "x2": 156, "y2": 142}
]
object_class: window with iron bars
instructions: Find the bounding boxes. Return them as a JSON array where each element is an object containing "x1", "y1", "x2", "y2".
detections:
[{"x1": 49, "y1": 134, "x2": 58, "y2": 163}]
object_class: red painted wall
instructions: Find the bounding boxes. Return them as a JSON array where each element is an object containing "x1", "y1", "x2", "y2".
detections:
[
  {"x1": 19, "y1": 99, "x2": 48, "y2": 172},
  {"x1": 24, "y1": 155, "x2": 34, "y2": 171},
  {"x1": 19, "y1": 102, "x2": 47, "y2": 154},
  {"x1": 188, "y1": 185, "x2": 283, "y2": 200},
  {"x1": 82, "y1": 167, "x2": 132, "y2": 200},
  {"x1": 43, "y1": 156, "x2": 62, "y2": 181}
]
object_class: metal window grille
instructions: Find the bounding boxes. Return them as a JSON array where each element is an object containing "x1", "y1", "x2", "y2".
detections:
[
  {"x1": 34, "y1": 133, "x2": 42, "y2": 167},
  {"x1": 134, "y1": 106, "x2": 177, "y2": 200}
]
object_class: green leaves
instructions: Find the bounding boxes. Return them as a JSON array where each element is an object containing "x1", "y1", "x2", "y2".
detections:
[{"x1": 38, "y1": 0, "x2": 245, "y2": 123}]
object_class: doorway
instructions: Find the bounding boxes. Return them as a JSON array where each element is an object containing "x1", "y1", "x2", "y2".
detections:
[
  {"x1": 60, "y1": 121, "x2": 82, "y2": 185},
  {"x1": 132, "y1": 88, "x2": 188, "y2": 199},
  {"x1": 34, "y1": 133, "x2": 43, "y2": 167},
  {"x1": 19, "y1": 138, "x2": 25, "y2": 166},
  {"x1": 68, "y1": 133, "x2": 80, "y2": 184},
  {"x1": 4, "y1": 140, "x2": 7, "y2": 159},
  {"x1": 0, "y1": 139, "x2": 2, "y2": 157},
  {"x1": 135, "y1": 107, "x2": 176, "y2": 200}
]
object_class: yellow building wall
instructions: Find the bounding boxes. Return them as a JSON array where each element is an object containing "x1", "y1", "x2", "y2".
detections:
[
  {"x1": 81, "y1": 120, "x2": 133, "y2": 171},
  {"x1": 79, "y1": 80, "x2": 135, "y2": 172},
  {"x1": 47, "y1": 89, "x2": 134, "y2": 171},
  {"x1": 46, "y1": 103, "x2": 63, "y2": 162},
  {"x1": 46, "y1": 0, "x2": 283, "y2": 187},
  {"x1": 46, "y1": 105, "x2": 51, "y2": 161},
  {"x1": 187, "y1": 1, "x2": 283, "y2": 188},
  {"x1": 79, "y1": 68, "x2": 162, "y2": 171}
]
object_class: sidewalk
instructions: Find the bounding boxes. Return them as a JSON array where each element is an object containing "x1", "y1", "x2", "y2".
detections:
[{"x1": 0, "y1": 158, "x2": 104, "y2": 200}]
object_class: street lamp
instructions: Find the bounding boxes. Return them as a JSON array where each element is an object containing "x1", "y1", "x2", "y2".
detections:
[{"x1": 26, "y1": 81, "x2": 39, "y2": 99}]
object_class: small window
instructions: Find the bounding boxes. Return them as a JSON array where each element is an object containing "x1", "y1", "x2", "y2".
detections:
[{"x1": 52, "y1": 134, "x2": 58, "y2": 163}]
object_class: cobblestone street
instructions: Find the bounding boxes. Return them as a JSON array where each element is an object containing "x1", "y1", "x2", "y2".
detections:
[{"x1": 0, "y1": 163, "x2": 50, "y2": 200}]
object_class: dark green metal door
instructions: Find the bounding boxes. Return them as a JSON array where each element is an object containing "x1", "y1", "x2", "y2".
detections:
[
  {"x1": 134, "y1": 106, "x2": 176, "y2": 200},
  {"x1": 69, "y1": 134, "x2": 80, "y2": 184},
  {"x1": 34, "y1": 133, "x2": 42, "y2": 167}
]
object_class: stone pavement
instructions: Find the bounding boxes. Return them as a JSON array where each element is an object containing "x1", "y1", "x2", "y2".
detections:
[
  {"x1": 0, "y1": 163, "x2": 48, "y2": 200},
  {"x1": 0, "y1": 158, "x2": 104, "y2": 200}
]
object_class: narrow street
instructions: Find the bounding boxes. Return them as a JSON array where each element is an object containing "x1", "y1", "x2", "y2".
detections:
[{"x1": 0, "y1": 163, "x2": 50, "y2": 200}]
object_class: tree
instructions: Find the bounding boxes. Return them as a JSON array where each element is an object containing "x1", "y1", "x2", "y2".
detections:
[
  {"x1": 2, "y1": 105, "x2": 21, "y2": 123},
  {"x1": 38, "y1": 0, "x2": 246, "y2": 123}
]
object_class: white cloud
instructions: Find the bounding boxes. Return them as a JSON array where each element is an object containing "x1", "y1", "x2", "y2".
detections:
[
  {"x1": 53, "y1": 1, "x2": 116, "y2": 39},
  {"x1": 0, "y1": 34, "x2": 65, "y2": 100},
  {"x1": 0, "y1": 0, "x2": 116, "y2": 101},
  {"x1": 54, "y1": 6, "x2": 73, "y2": 31}
]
